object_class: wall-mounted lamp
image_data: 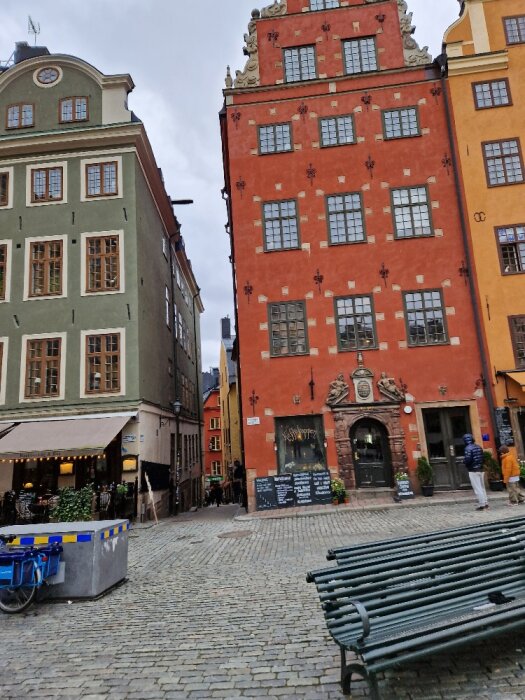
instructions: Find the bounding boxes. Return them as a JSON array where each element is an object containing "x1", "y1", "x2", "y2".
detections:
[
  {"x1": 122, "y1": 457, "x2": 138, "y2": 472},
  {"x1": 59, "y1": 461, "x2": 74, "y2": 475}
]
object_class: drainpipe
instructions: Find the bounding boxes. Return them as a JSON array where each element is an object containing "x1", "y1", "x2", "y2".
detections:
[
  {"x1": 192, "y1": 289, "x2": 204, "y2": 507},
  {"x1": 439, "y1": 59, "x2": 498, "y2": 443}
]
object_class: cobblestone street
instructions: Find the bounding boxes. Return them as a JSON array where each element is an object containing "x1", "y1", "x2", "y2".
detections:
[{"x1": 2, "y1": 500, "x2": 525, "y2": 699}]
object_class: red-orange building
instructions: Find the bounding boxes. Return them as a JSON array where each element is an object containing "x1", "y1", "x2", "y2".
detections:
[
  {"x1": 221, "y1": 0, "x2": 494, "y2": 511},
  {"x1": 203, "y1": 386, "x2": 223, "y2": 490}
]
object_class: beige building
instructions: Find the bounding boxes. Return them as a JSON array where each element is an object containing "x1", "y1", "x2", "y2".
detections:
[{"x1": 219, "y1": 318, "x2": 241, "y2": 489}]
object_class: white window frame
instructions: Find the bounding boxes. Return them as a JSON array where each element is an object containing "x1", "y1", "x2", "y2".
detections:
[
  {"x1": 80, "y1": 155, "x2": 123, "y2": 202},
  {"x1": 23, "y1": 234, "x2": 68, "y2": 302},
  {"x1": 210, "y1": 417, "x2": 221, "y2": 430},
  {"x1": 0, "y1": 167, "x2": 14, "y2": 210},
  {"x1": 0, "y1": 239, "x2": 12, "y2": 303},
  {"x1": 80, "y1": 327, "x2": 126, "y2": 399},
  {"x1": 19, "y1": 332, "x2": 67, "y2": 403},
  {"x1": 0, "y1": 337, "x2": 8, "y2": 405},
  {"x1": 26, "y1": 161, "x2": 68, "y2": 207},
  {"x1": 211, "y1": 461, "x2": 222, "y2": 476},
  {"x1": 80, "y1": 230, "x2": 125, "y2": 297}
]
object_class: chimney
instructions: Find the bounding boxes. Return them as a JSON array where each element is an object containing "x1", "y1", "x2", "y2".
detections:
[
  {"x1": 221, "y1": 317, "x2": 231, "y2": 340},
  {"x1": 14, "y1": 41, "x2": 50, "y2": 65}
]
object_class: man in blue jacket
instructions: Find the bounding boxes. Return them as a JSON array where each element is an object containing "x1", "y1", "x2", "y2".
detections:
[{"x1": 463, "y1": 433, "x2": 489, "y2": 511}]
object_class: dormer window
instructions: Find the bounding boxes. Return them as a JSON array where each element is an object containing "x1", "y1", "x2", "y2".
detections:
[
  {"x1": 60, "y1": 97, "x2": 88, "y2": 123},
  {"x1": 6, "y1": 104, "x2": 34, "y2": 129},
  {"x1": 310, "y1": 0, "x2": 339, "y2": 9}
]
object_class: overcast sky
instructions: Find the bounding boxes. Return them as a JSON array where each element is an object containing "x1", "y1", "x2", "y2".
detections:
[{"x1": 1, "y1": 0, "x2": 460, "y2": 372}]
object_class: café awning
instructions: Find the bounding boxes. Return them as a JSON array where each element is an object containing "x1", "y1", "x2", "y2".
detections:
[
  {"x1": 500, "y1": 371, "x2": 525, "y2": 391},
  {"x1": 0, "y1": 415, "x2": 132, "y2": 461}
]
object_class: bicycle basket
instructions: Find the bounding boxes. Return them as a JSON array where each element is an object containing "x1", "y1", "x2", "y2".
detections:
[{"x1": 38, "y1": 544, "x2": 63, "y2": 579}]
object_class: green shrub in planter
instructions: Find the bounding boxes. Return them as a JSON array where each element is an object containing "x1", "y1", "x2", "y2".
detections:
[
  {"x1": 51, "y1": 484, "x2": 94, "y2": 522},
  {"x1": 416, "y1": 456, "x2": 433, "y2": 487}
]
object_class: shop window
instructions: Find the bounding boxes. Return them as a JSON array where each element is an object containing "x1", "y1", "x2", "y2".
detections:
[
  {"x1": 510, "y1": 316, "x2": 525, "y2": 368},
  {"x1": 29, "y1": 240, "x2": 63, "y2": 297},
  {"x1": 7, "y1": 103, "x2": 34, "y2": 129},
  {"x1": 263, "y1": 200, "x2": 299, "y2": 251},
  {"x1": 473, "y1": 80, "x2": 511, "y2": 109},
  {"x1": 25, "y1": 337, "x2": 62, "y2": 398},
  {"x1": 403, "y1": 290, "x2": 448, "y2": 346},
  {"x1": 269, "y1": 301, "x2": 308, "y2": 356},
  {"x1": 496, "y1": 225, "x2": 525, "y2": 274},
  {"x1": 504, "y1": 16, "x2": 525, "y2": 44},
  {"x1": 391, "y1": 186, "x2": 433, "y2": 238},
  {"x1": 86, "y1": 235, "x2": 120, "y2": 292},
  {"x1": 342, "y1": 37, "x2": 377, "y2": 75},
  {"x1": 283, "y1": 46, "x2": 317, "y2": 82},
  {"x1": 327, "y1": 192, "x2": 365, "y2": 244},
  {"x1": 382, "y1": 107, "x2": 419, "y2": 139},
  {"x1": 60, "y1": 97, "x2": 88, "y2": 123},
  {"x1": 335, "y1": 295, "x2": 377, "y2": 351},
  {"x1": 320, "y1": 115, "x2": 355, "y2": 147},
  {"x1": 258, "y1": 123, "x2": 292, "y2": 154},
  {"x1": 275, "y1": 416, "x2": 327, "y2": 474},
  {"x1": 86, "y1": 333, "x2": 120, "y2": 393},
  {"x1": 483, "y1": 139, "x2": 524, "y2": 186}
]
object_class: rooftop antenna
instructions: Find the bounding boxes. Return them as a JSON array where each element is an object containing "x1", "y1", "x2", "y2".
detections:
[{"x1": 28, "y1": 16, "x2": 40, "y2": 46}]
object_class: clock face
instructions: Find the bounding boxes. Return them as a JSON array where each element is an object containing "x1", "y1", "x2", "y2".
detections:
[{"x1": 37, "y1": 67, "x2": 59, "y2": 85}]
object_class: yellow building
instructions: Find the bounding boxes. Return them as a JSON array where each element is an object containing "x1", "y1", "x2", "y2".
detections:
[
  {"x1": 219, "y1": 318, "x2": 242, "y2": 489},
  {"x1": 445, "y1": 0, "x2": 525, "y2": 457}
]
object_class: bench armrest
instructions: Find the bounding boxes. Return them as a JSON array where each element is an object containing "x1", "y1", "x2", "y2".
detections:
[{"x1": 347, "y1": 599, "x2": 371, "y2": 645}]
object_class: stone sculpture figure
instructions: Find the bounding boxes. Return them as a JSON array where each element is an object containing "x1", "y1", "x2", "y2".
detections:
[
  {"x1": 377, "y1": 372, "x2": 405, "y2": 402},
  {"x1": 326, "y1": 374, "x2": 349, "y2": 405}
]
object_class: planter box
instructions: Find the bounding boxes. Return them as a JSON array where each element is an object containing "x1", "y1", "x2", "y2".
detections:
[
  {"x1": 0, "y1": 520, "x2": 129, "y2": 599},
  {"x1": 421, "y1": 485, "x2": 434, "y2": 497}
]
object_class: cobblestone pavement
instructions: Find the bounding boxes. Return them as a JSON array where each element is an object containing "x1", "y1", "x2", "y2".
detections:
[{"x1": 2, "y1": 500, "x2": 525, "y2": 699}]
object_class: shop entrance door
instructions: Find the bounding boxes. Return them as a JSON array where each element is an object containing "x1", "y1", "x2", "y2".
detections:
[
  {"x1": 351, "y1": 419, "x2": 393, "y2": 488},
  {"x1": 423, "y1": 407, "x2": 472, "y2": 489}
]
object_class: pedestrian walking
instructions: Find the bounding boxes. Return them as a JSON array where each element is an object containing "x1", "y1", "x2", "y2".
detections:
[
  {"x1": 463, "y1": 433, "x2": 489, "y2": 511},
  {"x1": 215, "y1": 483, "x2": 223, "y2": 507},
  {"x1": 500, "y1": 446, "x2": 525, "y2": 506}
]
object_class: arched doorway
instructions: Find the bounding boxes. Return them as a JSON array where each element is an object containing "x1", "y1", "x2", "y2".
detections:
[{"x1": 350, "y1": 419, "x2": 393, "y2": 488}]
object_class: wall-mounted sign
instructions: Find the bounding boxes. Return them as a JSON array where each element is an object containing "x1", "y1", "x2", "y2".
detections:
[
  {"x1": 247, "y1": 417, "x2": 260, "y2": 426},
  {"x1": 122, "y1": 434, "x2": 136, "y2": 443}
]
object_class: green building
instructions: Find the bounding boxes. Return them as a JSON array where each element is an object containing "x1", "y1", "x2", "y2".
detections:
[{"x1": 0, "y1": 42, "x2": 204, "y2": 515}]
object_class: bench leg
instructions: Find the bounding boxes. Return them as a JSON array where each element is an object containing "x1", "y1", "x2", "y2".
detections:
[{"x1": 340, "y1": 654, "x2": 380, "y2": 700}]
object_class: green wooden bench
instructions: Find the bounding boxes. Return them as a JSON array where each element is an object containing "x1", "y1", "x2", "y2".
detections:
[{"x1": 307, "y1": 519, "x2": 525, "y2": 699}]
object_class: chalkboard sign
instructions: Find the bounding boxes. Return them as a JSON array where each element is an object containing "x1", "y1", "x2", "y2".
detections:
[
  {"x1": 396, "y1": 479, "x2": 414, "y2": 500},
  {"x1": 293, "y1": 472, "x2": 314, "y2": 506},
  {"x1": 274, "y1": 475, "x2": 295, "y2": 508},
  {"x1": 495, "y1": 407, "x2": 515, "y2": 447},
  {"x1": 311, "y1": 471, "x2": 332, "y2": 505},
  {"x1": 254, "y1": 477, "x2": 277, "y2": 511}
]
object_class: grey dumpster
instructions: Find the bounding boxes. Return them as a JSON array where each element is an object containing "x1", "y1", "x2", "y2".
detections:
[{"x1": 0, "y1": 520, "x2": 129, "y2": 599}]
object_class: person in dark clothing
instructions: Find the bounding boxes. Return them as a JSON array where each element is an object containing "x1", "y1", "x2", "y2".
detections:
[
  {"x1": 215, "y1": 483, "x2": 223, "y2": 507},
  {"x1": 463, "y1": 433, "x2": 488, "y2": 511}
]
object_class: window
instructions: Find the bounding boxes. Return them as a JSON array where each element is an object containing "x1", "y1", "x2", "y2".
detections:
[
  {"x1": 473, "y1": 80, "x2": 511, "y2": 109},
  {"x1": 29, "y1": 240, "x2": 63, "y2": 297},
  {"x1": 263, "y1": 200, "x2": 299, "y2": 251},
  {"x1": 383, "y1": 107, "x2": 419, "y2": 139},
  {"x1": 25, "y1": 338, "x2": 61, "y2": 398},
  {"x1": 483, "y1": 139, "x2": 524, "y2": 186},
  {"x1": 269, "y1": 301, "x2": 308, "y2": 356},
  {"x1": 0, "y1": 245, "x2": 5, "y2": 301},
  {"x1": 0, "y1": 341, "x2": 3, "y2": 398},
  {"x1": 86, "y1": 235, "x2": 120, "y2": 292},
  {"x1": 210, "y1": 417, "x2": 221, "y2": 430},
  {"x1": 31, "y1": 167, "x2": 63, "y2": 203},
  {"x1": 343, "y1": 38, "x2": 377, "y2": 75},
  {"x1": 320, "y1": 115, "x2": 355, "y2": 147},
  {"x1": 6, "y1": 104, "x2": 33, "y2": 129},
  {"x1": 211, "y1": 461, "x2": 222, "y2": 476},
  {"x1": 86, "y1": 333, "x2": 120, "y2": 393},
  {"x1": 310, "y1": 0, "x2": 339, "y2": 8},
  {"x1": 60, "y1": 97, "x2": 88, "y2": 123},
  {"x1": 258, "y1": 123, "x2": 292, "y2": 154},
  {"x1": 497, "y1": 225, "x2": 525, "y2": 274},
  {"x1": 504, "y1": 16, "x2": 525, "y2": 45},
  {"x1": 275, "y1": 416, "x2": 326, "y2": 474},
  {"x1": 327, "y1": 193, "x2": 365, "y2": 244},
  {"x1": 210, "y1": 436, "x2": 221, "y2": 451},
  {"x1": 335, "y1": 296, "x2": 376, "y2": 351},
  {"x1": 0, "y1": 172, "x2": 9, "y2": 207},
  {"x1": 391, "y1": 186, "x2": 432, "y2": 238},
  {"x1": 284, "y1": 46, "x2": 317, "y2": 82},
  {"x1": 165, "y1": 286, "x2": 170, "y2": 327},
  {"x1": 86, "y1": 162, "x2": 118, "y2": 197},
  {"x1": 404, "y1": 290, "x2": 447, "y2": 346},
  {"x1": 510, "y1": 316, "x2": 525, "y2": 368}
]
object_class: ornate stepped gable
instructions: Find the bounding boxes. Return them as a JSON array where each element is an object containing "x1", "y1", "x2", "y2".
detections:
[{"x1": 228, "y1": 0, "x2": 430, "y2": 90}]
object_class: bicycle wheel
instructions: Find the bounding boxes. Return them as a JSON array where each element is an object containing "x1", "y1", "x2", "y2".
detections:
[{"x1": 0, "y1": 565, "x2": 40, "y2": 614}]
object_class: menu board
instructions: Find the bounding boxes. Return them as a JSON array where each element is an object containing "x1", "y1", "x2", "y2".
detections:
[
  {"x1": 254, "y1": 477, "x2": 277, "y2": 511},
  {"x1": 495, "y1": 407, "x2": 515, "y2": 447},
  {"x1": 396, "y1": 479, "x2": 415, "y2": 500},
  {"x1": 274, "y1": 475, "x2": 295, "y2": 508},
  {"x1": 311, "y1": 471, "x2": 332, "y2": 505},
  {"x1": 293, "y1": 472, "x2": 314, "y2": 506}
]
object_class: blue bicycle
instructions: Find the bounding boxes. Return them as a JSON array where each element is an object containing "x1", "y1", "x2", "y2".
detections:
[{"x1": 0, "y1": 535, "x2": 63, "y2": 614}]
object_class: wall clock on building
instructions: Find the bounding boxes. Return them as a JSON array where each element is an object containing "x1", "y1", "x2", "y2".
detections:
[{"x1": 34, "y1": 66, "x2": 61, "y2": 87}]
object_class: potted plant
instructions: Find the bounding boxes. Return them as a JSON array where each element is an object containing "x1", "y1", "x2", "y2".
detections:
[
  {"x1": 51, "y1": 484, "x2": 94, "y2": 522},
  {"x1": 416, "y1": 456, "x2": 434, "y2": 497},
  {"x1": 483, "y1": 451, "x2": 504, "y2": 491},
  {"x1": 331, "y1": 478, "x2": 346, "y2": 505}
]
